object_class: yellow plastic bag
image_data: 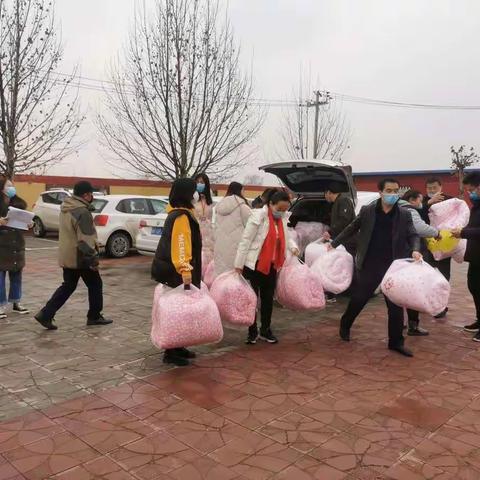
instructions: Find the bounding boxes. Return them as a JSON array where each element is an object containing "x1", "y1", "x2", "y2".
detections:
[{"x1": 426, "y1": 230, "x2": 459, "y2": 255}]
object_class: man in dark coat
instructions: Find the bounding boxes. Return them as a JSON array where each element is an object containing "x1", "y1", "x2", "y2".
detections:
[
  {"x1": 330, "y1": 178, "x2": 421, "y2": 357},
  {"x1": 420, "y1": 177, "x2": 452, "y2": 318},
  {"x1": 324, "y1": 182, "x2": 356, "y2": 256},
  {"x1": 452, "y1": 172, "x2": 480, "y2": 341}
]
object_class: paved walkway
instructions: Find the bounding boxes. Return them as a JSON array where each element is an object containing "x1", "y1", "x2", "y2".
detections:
[{"x1": 0, "y1": 238, "x2": 479, "y2": 479}]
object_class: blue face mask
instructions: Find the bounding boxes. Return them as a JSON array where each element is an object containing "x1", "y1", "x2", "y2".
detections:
[
  {"x1": 272, "y1": 210, "x2": 284, "y2": 219},
  {"x1": 196, "y1": 183, "x2": 205, "y2": 194},
  {"x1": 5, "y1": 186, "x2": 16, "y2": 199},
  {"x1": 382, "y1": 193, "x2": 400, "y2": 206},
  {"x1": 469, "y1": 191, "x2": 480, "y2": 202}
]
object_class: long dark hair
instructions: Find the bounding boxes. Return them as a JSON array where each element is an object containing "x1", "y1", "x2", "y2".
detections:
[
  {"x1": 194, "y1": 173, "x2": 213, "y2": 206},
  {"x1": 0, "y1": 176, "x2": 27, "y2": 210},
  {"x1": 226, "y1": 181, "x2": 248, "y2": 205},
  {"x1": 169, "y1": 178, "x2": 197, "y2": 210}
]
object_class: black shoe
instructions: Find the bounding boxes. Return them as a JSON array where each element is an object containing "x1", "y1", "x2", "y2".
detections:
[
  {"x1": 434, "y1": 308, "x2": 448, "y2": 319},
  {"x1": 259, "y1": 329, "x2": 278, "y2": 344},
  {"x1": 389, "y1": 345, "x2": 414, "y2": 357},
  {"x1": 34, "y1": 312, "x2": 58, "y2": 331},
  {"x1": 473, "y1": 332, "x2": 480, "y2": 343},
  {"x1": 408, "y1": 327, "x2": 429, "y2": 336},
  {"x1": 326, "y1": 293, "x2": 337, "y2": 304},
  {"x1": 13, "y1": 303, "x2": 29, "y2": 315},
  {"x1": 464, "y1": 321, "x2": 480, "y2": 333},
  {"x1": 175, "y1": 348, "x2": 196, "y2": 359},
  {"x1": 163, "y1": 352, "x2": 190, "y2": 367},
  {"x1": 87, "y1": 315, "x2": 113, "y2": 326},
  {"x1": 246, "y1": 324, "x2": 258, "y2": 345},
  {"x1": 339, "y1": 327, "x2": 350, "y2": 342}
]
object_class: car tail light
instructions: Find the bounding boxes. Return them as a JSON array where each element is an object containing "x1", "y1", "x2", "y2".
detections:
[
  {"x1": 139, "y1": 220, "x2": 147, "y2": 228},
  {"x1": 94, "y1": 215, "x2": 109, "y2": 227}
]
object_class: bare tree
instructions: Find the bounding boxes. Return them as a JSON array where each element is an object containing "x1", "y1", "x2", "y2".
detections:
[
  {"x1": 281, "y1": 79, "x2": 351, "y2": 163},
  {"x1": 98, "y1": 0, "x2": 263, "y2": 181},
  {"x1": 451, "y1": 145, "x2": 479, "y2": 195},
  {"x1": 0, "y1": 0, "x2": 82, "y2": 178}
]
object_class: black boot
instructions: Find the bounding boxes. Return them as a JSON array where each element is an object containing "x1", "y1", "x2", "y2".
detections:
[
  {"x1": 174, "y1": 348, "x2": 196, "y2": 359},
  {"x1": 87, "y1": 315, "x2": 113, "y2": 326},
  {"x1": 34, "y1": 311, "x2": 58, "y2": 330},
  {"x1": 163, "y1": 349, "x2": 190, "y2": 367}
]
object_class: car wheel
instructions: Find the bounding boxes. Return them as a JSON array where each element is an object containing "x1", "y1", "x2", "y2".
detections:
[
  {"x1": 32, "y1": 217, "x2": 46, "y2": 238},
  {"x1": 106, "y1": 232, "x2": 131, "y2": 258}
]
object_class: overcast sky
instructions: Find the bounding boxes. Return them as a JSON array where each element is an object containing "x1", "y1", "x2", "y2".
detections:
[{"x1": 52, "y1": 0, "x2": 480, "y2": 180}]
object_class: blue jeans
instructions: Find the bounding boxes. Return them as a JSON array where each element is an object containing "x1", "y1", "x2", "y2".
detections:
[{"x1": 0, "y1": 270, "x2": 22, "y2": 306}]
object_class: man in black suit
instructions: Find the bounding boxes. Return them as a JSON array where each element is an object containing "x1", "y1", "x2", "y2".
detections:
[
  {"x1": 330, "y1": 178, "x2": 421, "y2": 357},
  {"x1": 420, "y1": 177, "x2": 452, "y2": 318}
]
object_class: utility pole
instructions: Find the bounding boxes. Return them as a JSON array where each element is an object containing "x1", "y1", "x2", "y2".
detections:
[{"x1": 305, "y1": 90, "x2": 331, "y2": 158}]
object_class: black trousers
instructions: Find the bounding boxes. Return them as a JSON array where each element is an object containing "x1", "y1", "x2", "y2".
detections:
[
  {"x1": 468, "y1": 263, "x2": 480, "y2": 321},
  {"x1": 41, "y1": 268, "x2": 103, "y2": 321},
  {"x1": 341, "y1": 259, "x2": 404, "y2": 348},
  {"x1": 243, "y1": 265, "x2": 277, "y2": 334},
  {"x1": 425, "y1": 251, "x2": 451, "y2": 281}
]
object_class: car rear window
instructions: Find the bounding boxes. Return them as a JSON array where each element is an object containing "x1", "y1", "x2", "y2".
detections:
[
  {"x1": 92, "y1": 199, "x2": 107, "y2": 213},
  {"x1": 116, "y1": 198, "x2": 150, "y2": 214},
  {"x1": 150, "y1": 199, "x2": 168, "y2": 214}
]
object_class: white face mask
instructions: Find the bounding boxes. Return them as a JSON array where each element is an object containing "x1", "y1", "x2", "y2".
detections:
[{"x1": 193, "y1": 191, "x2": 200, "y2": 204}]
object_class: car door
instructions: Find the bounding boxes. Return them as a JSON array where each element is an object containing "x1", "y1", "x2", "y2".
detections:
[{"x1": 115, "y1": 198, "x2": 152, "y2": 240}]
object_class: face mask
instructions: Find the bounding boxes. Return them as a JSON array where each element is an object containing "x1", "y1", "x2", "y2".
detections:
[
  {"x1": 382, "y1": 194, "x2": 400, "y2": 206},
  {"x1": 469, "y1": 191, "x2": 480, "y2": 202},
  {"x1": 272, "y1": 210, "x2": 284, "y2": 219},
  {"x1": 5, "y1": 186, "x2": 16, "y2": 199},
  {"x1": 196, "y1": 183, "x2": 205, "y2": 194},
  {"x1": 192, "y1": 191, "x2": 200, "y2": 204}
]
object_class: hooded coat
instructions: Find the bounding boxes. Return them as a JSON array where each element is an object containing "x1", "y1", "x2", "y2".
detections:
[
  {"x1": 214, "y1": 195, "x2": 251, "y2": 275},
  {"x1": 58, "y1": 196, "x2": 99, "y2": 270}
]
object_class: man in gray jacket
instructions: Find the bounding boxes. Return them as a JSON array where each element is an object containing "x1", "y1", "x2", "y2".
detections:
[{"x1": 399, "y1": 190, "x2": 441, "y2": 336}]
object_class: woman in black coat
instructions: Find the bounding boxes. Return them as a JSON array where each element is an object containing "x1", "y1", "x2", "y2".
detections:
[{"x1": 0, "y1": 176, "x2": 30, "y2": 319}]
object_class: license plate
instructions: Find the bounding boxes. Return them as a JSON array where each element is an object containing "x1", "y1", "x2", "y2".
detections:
[{"x1": 152, "y1": 227, "x2": 163, "y2": 235}]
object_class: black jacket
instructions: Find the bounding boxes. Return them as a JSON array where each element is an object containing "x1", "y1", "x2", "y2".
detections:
[
  {"x1": 329, "y1": 194, "x2": 356, "y2": 252},
  {"x1": 332, "y1": 200, "x2": 420, "y2": 271},
  {"x1": 151, "y1": 209, "x2": 202, "y2": 288},
  {"x1": 420, "y1": 194, "x2": 452, "y2": 224},
  {"x1": 462, "y1": 200, "x2": 480, "y2": 265},
  {"x1": 0, "y1": 197, "x2": 27, "y2": 272}
]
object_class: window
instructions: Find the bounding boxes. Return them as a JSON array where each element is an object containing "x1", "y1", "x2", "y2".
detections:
[
  {"x1": 115, "y1": 198, "x2": 150, "y2": 215},
  {"x1": 92, "y1": 199, "x2": 108, "y2": 213},
  {"x1": 150, "y1": 199, "x2": 167, "y2": 214},
  {"x1": 42, "y1": 193, "x2": 63, "y2": 205}
]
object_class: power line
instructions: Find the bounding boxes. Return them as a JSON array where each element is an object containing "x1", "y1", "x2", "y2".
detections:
[{"x1": 49, "y1": 70, "x2": 480, "y2": 111}]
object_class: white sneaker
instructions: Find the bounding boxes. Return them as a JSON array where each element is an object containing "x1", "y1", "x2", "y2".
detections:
[{"x1": 0, "y1": 307, "x2": 6, "y2": 319}]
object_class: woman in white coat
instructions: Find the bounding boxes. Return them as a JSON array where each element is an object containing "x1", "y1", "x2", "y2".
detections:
[
  {"x1": 235, "y1": 190, "x2": 299, "y2": 345},
  {"x1": 214, "y1": 182, "x2": 251, "y2": 276}
]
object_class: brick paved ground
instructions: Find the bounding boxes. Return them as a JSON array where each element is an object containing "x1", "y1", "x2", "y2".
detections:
[{"x1": 0, "y1": 237, "x2": 479, "y2": 479}]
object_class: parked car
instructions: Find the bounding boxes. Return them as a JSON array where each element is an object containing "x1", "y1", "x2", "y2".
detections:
[
  {"x1": 32, "y1": 189, "x2": 73, "y2": 237},
  {"x1": 32, "y1": 189, "x2": 107, "y2": 238},
  {"x1": 33, "y1": 191, "x2": 169, "y2": 258},
  {"x1": 136, "y1": 196, "x2": 224, "y2": 257}
]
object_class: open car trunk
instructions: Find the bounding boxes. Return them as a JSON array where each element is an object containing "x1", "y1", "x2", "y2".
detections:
[{"x1": 259, "y1": 160, "x2": 357, "y2": 226}]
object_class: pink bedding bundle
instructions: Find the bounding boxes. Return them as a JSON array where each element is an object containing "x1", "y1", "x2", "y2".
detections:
[
  {"x1": 381, "y1": 259, "x2": 450, "y2": 316},
  {"x1": 429, "y1": 198, "x2": 470, "y2": 230},
  {"x1": 311, "y1": 246, "x2": 354, "y2": 294},
  {"x1": 210, "y1": 271, "x2": 257, "y2": 327},
  {"x1": 203, "y1": 260, "x2": 216, "y2": 288},
  {"x1": 151, "y1": 284, "x2": 223, "y2": 349},
  {"x1": 276, "y1": 257, "x2": 325, "y2": 311},
  {"x1": 305, "y1": 241, "x2": 329, "y2": 267},
  {"x1": 294, "y1": 222, "x2": 328, "y2": 253}
]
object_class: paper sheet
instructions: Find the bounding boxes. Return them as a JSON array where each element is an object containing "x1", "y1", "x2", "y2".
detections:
[{"x1": 6, "y1": 207, "x2": 34, "y2": 231}]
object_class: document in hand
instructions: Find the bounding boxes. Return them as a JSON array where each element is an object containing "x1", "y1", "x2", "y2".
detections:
[{"x1": 6, "y1": 207, "x2": 34, "y2": 230}]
